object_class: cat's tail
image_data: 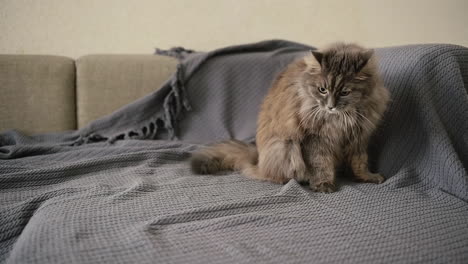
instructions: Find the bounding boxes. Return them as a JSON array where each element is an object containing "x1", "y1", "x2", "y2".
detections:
[{"x1": 190, "y1": 140, "x2": 260, "y2": 179}]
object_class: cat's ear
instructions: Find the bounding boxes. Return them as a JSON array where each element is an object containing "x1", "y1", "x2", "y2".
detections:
[
  {"x1": 311, "y1": 50, "x2": 323, "y2": 65},
  {"x1": 355, "y1": 49, "x2": 375, "y2": 80},
  {"x1": 305, "y1": 50, "x2": 323, "y2": 69},
  {"x1": 356, "y1": 49, "x2": 374, "y2": 72},
  {"x1": 361, "y1": 49, "x2": 374, "y2": 62}
]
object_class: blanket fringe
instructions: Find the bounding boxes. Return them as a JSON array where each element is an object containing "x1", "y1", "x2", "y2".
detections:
[
  {"x1": 163, "y1": 63, "x2": 192, "y2": 139},
  {"x1": 72, "y1": 55, "x2": 192, "y2": 146}
]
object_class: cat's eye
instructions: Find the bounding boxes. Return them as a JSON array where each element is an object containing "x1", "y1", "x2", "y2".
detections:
[
  {"x1": 340, "y1": 90, "x2": 350, "y2": 96},
  {"x1": 318, "y1": 87, "x2": 327, "y2": 94}
]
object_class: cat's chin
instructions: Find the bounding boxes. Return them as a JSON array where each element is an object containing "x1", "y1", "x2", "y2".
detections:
[
  {"x1": 324, "y1": 108, "x2": 341, "y2": 115},
  {"x1": 327, "y1": 107, "x2": 355, "y2": 114}
]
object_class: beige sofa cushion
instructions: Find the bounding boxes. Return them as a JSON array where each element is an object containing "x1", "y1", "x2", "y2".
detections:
[
  {"x1": 76, "y1": 55, "x2": 177, "y2": 129},
  {"x1": 0, "y1": 55, "x2": 76, "y2": 134}
]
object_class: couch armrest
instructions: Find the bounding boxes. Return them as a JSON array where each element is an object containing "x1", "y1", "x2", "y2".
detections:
[
  {"x1": 0, "y1": 55, "x2": 76, "y2": 134},
  {"x1": 76, "y1": 54, "x2": 177, "y2": 129}
]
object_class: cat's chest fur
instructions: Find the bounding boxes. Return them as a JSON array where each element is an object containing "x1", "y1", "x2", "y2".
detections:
[
  {"x1": 305, "y1": 114, "x2": 356, "y2": 150},
  {"x1": 299, "y1": 100, "x2": 361, "y2": 148}
]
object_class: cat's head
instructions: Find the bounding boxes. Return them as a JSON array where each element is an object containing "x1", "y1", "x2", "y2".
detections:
[{"x1": 300, "y1": 43, "x2": 378, "y2": 114}]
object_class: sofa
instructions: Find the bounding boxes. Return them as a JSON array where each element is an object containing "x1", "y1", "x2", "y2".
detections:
[
  {"x1": 0, "y1": 54, "x2": 178, "y2": 134},
  {"x1": 1, "y1": 41, "x2": 468, "y2": 264}
]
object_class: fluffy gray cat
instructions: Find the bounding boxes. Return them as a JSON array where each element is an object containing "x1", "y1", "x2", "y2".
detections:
[{"x1": 191, "y1": 42, "x2": 390, "y2": 193}]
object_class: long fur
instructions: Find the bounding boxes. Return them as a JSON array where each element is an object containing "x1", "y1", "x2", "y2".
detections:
[
  {"x1": 190, "y1": 42, "x2": 390, "y2": 192},
  {"x1": 190, "y1": 140, "x2": 265, "y2": 181}
]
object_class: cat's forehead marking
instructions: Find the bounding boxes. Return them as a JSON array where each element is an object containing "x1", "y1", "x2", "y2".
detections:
[
  {"x1": 321, "y1": 47, "x2": 364, "y2": 77},
  {"x1": 325, "y1": 73, "x2": 347, "y2": 91}
]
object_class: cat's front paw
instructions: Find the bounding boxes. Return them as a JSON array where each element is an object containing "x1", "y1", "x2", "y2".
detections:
[
  {"x1": 310, "y1": 182, "x2": 336, "y2": 193},
  {"x1": 356, "y1": 173, "x2": 385, "y2": 184}
]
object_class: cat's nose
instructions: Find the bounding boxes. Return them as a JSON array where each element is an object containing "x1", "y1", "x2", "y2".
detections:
[{"x1": 328, "y1": 106, "x2": 336, "y2": 111}]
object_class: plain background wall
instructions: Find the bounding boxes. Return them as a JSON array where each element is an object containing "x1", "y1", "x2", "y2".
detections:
[{"x1": 1, "y1": 0, "x2": 467, "y2": 58}]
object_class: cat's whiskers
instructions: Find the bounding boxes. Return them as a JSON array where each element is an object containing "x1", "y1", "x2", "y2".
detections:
[
  {"x1": 338, "y1": 112, "x2": 348, "y2": 135},
  {"x1": 299, "y1": 104, "x2": 321, "y2": 127},
  {"x1": 355, "y1": 111, "x2": 375, "y2": 132},
  {"x1": 341, "y1": 110, "x2": 355, "y2": 141},
  {"x1": 311, "y1": 107, "x2": 323, "y2": 124}
]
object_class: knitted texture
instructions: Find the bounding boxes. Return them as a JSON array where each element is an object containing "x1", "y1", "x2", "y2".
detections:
[{"x1": 1, "y1": 41, "x2": 467, "y2": 263}]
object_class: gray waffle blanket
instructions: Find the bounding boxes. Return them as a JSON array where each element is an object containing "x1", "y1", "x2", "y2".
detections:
[{"x1": 1, "y1": 40, "x2": 468, "y2": 263}]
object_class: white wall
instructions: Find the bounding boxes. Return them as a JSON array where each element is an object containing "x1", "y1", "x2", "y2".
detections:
[{"x1": 1, "y1": 0, "x2": 467, "y2": 58}]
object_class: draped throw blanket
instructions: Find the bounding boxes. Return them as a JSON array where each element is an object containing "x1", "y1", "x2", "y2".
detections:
[{"x1": 1, "y1": 40, "x2": 467, "y2": 263}]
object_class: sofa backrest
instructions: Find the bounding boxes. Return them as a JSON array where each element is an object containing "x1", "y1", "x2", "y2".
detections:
[
  {"x1": 0, "y1": 54, "x2": 177, "y2": 134},
  {"x1": 0, "y1": 55, "x2": 76, "y2": 134},
  {"x1": 76, "y1": 55, "x2": 177, "y2": 129}
]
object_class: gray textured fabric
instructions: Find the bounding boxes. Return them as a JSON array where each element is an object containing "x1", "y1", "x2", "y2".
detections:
[{"x1": 1, "y1": 40, "x2": 468, "y2": 263}]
